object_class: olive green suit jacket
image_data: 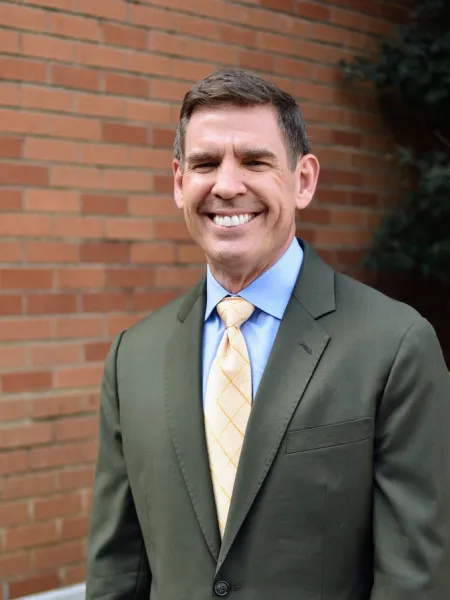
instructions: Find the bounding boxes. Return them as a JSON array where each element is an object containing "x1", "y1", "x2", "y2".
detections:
[{"x1": 87, "y1": 241, "x2": 450, "y2": 600}]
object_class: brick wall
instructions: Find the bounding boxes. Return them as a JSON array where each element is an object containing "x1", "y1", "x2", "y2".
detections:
[{"x1": 0, "y1": 0, "x2": 407, "y2": 596}]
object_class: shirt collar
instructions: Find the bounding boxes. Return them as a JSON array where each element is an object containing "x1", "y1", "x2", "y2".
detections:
[{"x1": 205, "y1": 237, "x2": 303, "y2": 321}]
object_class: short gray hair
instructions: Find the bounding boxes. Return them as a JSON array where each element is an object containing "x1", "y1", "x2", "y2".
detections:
[{"x1": 173, "y1": 68, "x2": 311, "y2": 170}]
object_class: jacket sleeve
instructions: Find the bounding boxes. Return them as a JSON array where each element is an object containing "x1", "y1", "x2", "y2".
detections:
[
  {"x1": 371, "y1": 317, "x2": 450, "y2": 600},
  {"x1": 86, "y1": 332, "x2": 151, "y2": 600}
]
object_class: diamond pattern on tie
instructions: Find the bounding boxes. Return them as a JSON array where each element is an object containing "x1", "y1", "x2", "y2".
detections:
[{"x1": 204, "y1": 296, "x2": 255, "y2": 537}]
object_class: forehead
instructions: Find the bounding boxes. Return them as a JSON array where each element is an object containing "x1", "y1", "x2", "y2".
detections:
[{"x1": 184, "y1": 104, "x2": 286, "y2": 154}]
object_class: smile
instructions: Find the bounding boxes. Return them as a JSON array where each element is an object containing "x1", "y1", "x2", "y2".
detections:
[{"x1": 210, "y1": 213, "x2": 257, "y2": 228}]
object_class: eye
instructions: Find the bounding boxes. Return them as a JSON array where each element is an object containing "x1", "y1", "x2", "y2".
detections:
[
  {"x1": 246, "y1": 160, "x2": 268, "y2": 167},
  {"x1": 193, "y1": 162, "x2": 217, "y2": 171}
]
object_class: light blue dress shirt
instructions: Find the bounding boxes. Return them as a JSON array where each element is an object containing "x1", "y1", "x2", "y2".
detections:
[{"x1": 202, "y1": 238, "x2": 304, "y2": 404}]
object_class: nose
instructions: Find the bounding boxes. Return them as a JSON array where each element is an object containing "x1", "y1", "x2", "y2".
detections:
[{"x1": 211, "y1": 163, "x2": 246, "y2": 200}]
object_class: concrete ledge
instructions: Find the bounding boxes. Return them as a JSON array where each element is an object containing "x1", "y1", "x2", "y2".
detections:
[{"x1": 18, "y1": 584, "x2": 86, "y2": 600}]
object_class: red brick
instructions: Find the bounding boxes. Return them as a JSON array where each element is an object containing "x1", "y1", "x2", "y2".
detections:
[
  {"x1": 80, "y1": 242, "x2": 128, "y2": 263},
  {"x1": 175, "y1": 13, "x2": 219, "y2": 40},
  {"x1": 78, "y1": 42, "x2": 128, "y2": 70},
  {"x1": 80, "y1": 143, "x2": 128, "y2": 167},
  {"x1": 78, "y1": 0, "x2": 126, "y2": 20},
  {"x1": 53, "y1": 316, "x2": 104, "y2": 339},
  {"x1": 51, "y1": 165, "x2": 102, "y2": 190},
  {"x1": 0, "y1": 422, "x2": 51, "y2": 449},
  {"x1": 55, "y1": 268, "x2": 106, "y2": 289},
  {"x1": 126, "y1": 100, "x2": 172, "y2": 124},
  {"x1": 84, "y1": 341, "x2": 112, "y2": 361},
  {"x1": 259, "y1": 32, "x2": 294, "y2": 54},
  {"x1": 61, "y1": 516, "x2": 90, "y2": 541},
  {"x1": 0, "y1": 163, "x2": 48, "y2": 186},
  {"x1": 25, "y1": 139, "x2": 79, "y2": 163},
  {"x1": 52, "y1": 64, "x2": 99, "y2": 92},
  {"x1": 129, "y1": 4, "x2": 174, "y2": 29},
  {"x1": 0, "y1": 294, "x2": 22, "y2": 315},
  {"x1": 154, "y1": 174, "x2": 173, "y2": 193},
  {"x1": 348, "y1": 191, "x2": 378, "y2": 207},
  {"x1": 9, "y1": 574, "x2": 61, "y2": 600},
  {"x1": 59, "y1": 465, "x2": 95, "y2": 490},
  {"x1": 105, "y1": 73, "x2": 149, "y2": 98},
  {"x1": 0, "y1": 450, "x2": 28, "y2": 475},
  {"x1": 55, "y1": 365, "x2": 103, "y2": 389},
  {"x1": 219, "y1": 24, "x2": 257, "y2": 47},
  {"x1": 296, "y1": 1, "x2": 331, "y2": 20},
  {"x1": 154, "y1": 220, "x2": 191, "y2": 240},
  {"x1": 3, "y1": 472, "x2": 56, "y2": 500},
  {"x1": 77, "y1": 93, "x2": 124, "y2": 118},
  {"x1": 81, "y1": 194, "x2": 127, "y2": 215},
  {"x1": 31, "y1": 343, "x2": 81, "y2": 366},
  {"x1": 32, "y1": 395, "x2": 85, "y2": 419},
  {"x1": 129, "y1": 195, "x2": 179, "y2": 217},
  {"x1": 151, "y1": 79, "x2": 190, "y2": 101},
  {"x1": 155, "y1": 267, "x2": 204, "y2": 287},
  {"x1": 276, "y1": 56, "x2": 312, "y2": 78},
  {"x1": 240, "y1": 50, "x2": 275, "y2": 72},
  {"x1": 104, "y1": 169, "x2": 152, "y2": 193},
  {"x1": 129, "y1": 147, "x2": 171, "y2": 169},
  {"x1": 329, "y1": 208, "x2": 365, "y2": 226},
  {"x1": 50, "y1": 13, "x2": 100, "y2": 41},
  {"x1": 108, "y1": 314, "x2": 143, "y2": 335},
  {"x1": 0, "y1": 501, "x2": 29, "y2": 526},
  {"x1": 177, "y1": 244, "x2": 205, "y2": 264},
  {"x1": 30, "y1": 442, "x2": 94, "y2": 469},
  {"x1": 0, "y1": 136, "x2": 22, "y2": 158},
  {"x1": 130, "y1": 243, "x2": 176, "y2": 263},
  {"x1": 27, "y1": 189, "x2": 79, "y2": 212},
  {"x1": 0, "y1": 318, "x2": 52, "y2": 342},
  {"x1": 27, "y1": 0, "x2": 78, "y2": 9},
  {"x1": 107, "y1": 267, "x2": 155, "y2": 287},
  {"x1": 103, "y1": 23, "x2": 148, "y2": 50},
  {"x1": 34, "y1": 493, "x2": 82, "y2": 521},
  {"x1": 332, "y1": 130, "x2": 363, "y2": 147},
  {"x1": 0, "y1": 189, "x2": 22, "y2": 211},
  {"x1": 0, "y1": 3, "x2": 47, "y2": 32},
  {"x1": 0, "y1": 56, "x2": 46, "y2": 83},
  {"x1": 27, "y1": 293, "x2": 78, "y2": 315},
  {"x1": 82, "y1": 292, "x2": 129, "y2": 313},
  {"x1": 314, "y1": 228, "x2": 372, "y2": 246},
  {"x1": 1, "y1": 372, "x2": 52, "y2": 395},
  {"x1": 0, "y1": 108, "x2": 49, "y2": 135},
  {"x1": 0, "y1": 398, "x2": 29, "y2": 421},
  {"x1": 54, "y1": 217, "x2": 104, "y2": 239},
  {"x1": 54, "y1": 415, "x2": 98, "y2": 441},
  {"x1": 320, "y1": 169, "x2": 363, "y2": 186},
  {"x1": 153, "y1": 128, "x2": 176, "y2": 147},
  {"x1": 0, "y1": 554, "x2": 31, "y2": 578},
  {"x1": 23, "y1": 86, "x2": 74, "y2": 113},
  {"x1": 34, "y1": 540, "x2": 84, "y2": 571},
  {"x1": 132, "y1": 290, "x2": 178, "y2": 311},
  {"x1": 23, "y1": 33, "x2": 75, "y2": 62},
  {"x1": 26, "y1": 242, "x2": 79, "y2": 264},
  {"x1": 0, "y1": 28, "x2": 20, "y2": 53},
  {"x1": 102, "y1": 122, "x2": 148, "y2": 146},
  {"x1": 0, "y1": 241, "x2": 22, "y2": 261},
  {"x1": 52, "y1": 113, "x2": 102, "y2": 142},
  {"x1": 0, "y1": 268, "x2": 53, "y2": 290},
  {"x1": 173, "y1": 59, "x2": 213, "y2": 81},
  {"x1": 0, "y1": 82, "x2": 20, "y2": 106}
]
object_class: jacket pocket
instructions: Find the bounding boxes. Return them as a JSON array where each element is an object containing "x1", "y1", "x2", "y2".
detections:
[{"x1": 286, "y1": 417, "x2": 372, "y2": 454}]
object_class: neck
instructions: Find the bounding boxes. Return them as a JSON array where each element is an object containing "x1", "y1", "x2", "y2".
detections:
[{"x1": 208, "y1": 235, "x2": 294, "y2": 294}]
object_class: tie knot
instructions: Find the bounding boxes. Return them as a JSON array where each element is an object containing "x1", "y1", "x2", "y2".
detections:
[{"x1": 217, "y1": 297, "x2": 255, "y2": 329}]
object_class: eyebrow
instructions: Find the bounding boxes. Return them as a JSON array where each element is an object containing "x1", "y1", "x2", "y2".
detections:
[{"x1": 186, "y1": 148, "x2": 277, "y2": 164}]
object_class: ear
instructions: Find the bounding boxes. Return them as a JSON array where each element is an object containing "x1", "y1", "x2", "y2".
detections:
[
  {"x1": 295, "y1": 154, "x2": 320, "y2": 210},
  {"x1": 173, "y1": 159, "x2": 184, "y2": 210}
]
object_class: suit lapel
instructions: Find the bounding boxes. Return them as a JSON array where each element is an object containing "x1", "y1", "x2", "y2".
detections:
[
  {"x1": 217, "y1": 242, "x2": 336, "y2": 571},
  {"x1": 164, "y1": 280, "x2": 221, "y2": 561}
]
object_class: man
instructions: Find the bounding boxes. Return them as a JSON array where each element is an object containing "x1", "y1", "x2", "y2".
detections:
[{"x1": 87, "y1": 69, "x2": 450, "y2": 599}]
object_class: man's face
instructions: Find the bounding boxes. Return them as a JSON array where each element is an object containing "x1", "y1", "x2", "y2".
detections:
[{"x1": 173, "y1": 104, "x2": 318, "y2": 286}]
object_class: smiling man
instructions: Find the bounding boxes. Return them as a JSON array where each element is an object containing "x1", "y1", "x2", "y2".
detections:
[{"x1": 87, "y1": 69, "x2": 450, "y2": 600}]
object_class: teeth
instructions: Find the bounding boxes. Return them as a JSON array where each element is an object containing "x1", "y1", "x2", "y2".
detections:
[{"x1": 213, "y1": 213, "x2": 255, "y2": 228}]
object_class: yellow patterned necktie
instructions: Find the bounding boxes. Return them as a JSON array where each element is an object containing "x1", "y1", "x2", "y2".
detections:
[{"x1": 204, "y1": 296, "x2": 255, "y2": 537}]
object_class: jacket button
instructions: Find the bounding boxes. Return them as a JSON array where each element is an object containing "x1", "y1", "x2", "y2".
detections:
[{"x1": 214, "y1": 581, "x2": 230, "y2": 596}]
